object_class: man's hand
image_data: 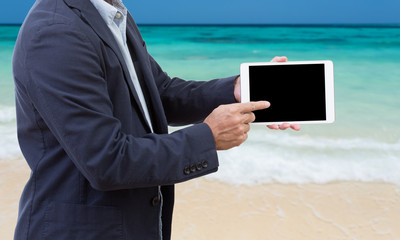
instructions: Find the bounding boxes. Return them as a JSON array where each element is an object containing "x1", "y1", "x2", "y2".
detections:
[
  {"x1": 233, "y1": 56, "x2": 300, "y2": 131},
  {"x1": 204, "y1": 101, "x2": 270, "y2": 150}
]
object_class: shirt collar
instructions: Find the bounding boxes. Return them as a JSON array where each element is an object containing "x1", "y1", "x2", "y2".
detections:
[{"x1": 90, "y1": 0, "x2": 128, "y2": 26}]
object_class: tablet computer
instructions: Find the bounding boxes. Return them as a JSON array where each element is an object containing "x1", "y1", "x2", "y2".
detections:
[{"x1": 240, "y1": 60, "x2": 335, "y2": 125}]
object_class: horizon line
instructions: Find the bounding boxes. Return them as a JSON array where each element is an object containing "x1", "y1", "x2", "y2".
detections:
[{"x1": 1, "y1": 23, "x2": 399, "y2": 27}]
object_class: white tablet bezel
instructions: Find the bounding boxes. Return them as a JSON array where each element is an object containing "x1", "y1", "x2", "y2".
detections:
[{"x1": 240, "y1": 60, "x2": 335, "y2": 125}]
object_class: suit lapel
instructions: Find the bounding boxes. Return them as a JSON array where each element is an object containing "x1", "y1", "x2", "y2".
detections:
[
  {"x1": 126, "y1": 15, "x2": 168, "y2": 133},
  {"x1": 64, "y1": 0, "x2": 151, "y2": 131}
]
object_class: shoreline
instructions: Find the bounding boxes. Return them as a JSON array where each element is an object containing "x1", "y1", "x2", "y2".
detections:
[{"x1": 1, "y1": 159, "x2": 400, "y2": 239}]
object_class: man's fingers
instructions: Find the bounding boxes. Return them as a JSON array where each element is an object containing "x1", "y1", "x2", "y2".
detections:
[
  {"x1": 271, "y1": 56, "x2": 288, "y2": 62},
  {"x1": 279, "y1": 123, "x2": 290, "y2": 130},
  {"x1": 291, "y1": 124, "x2": 301, "y2": 131},
  {"x1": 267, "y1": 123, "x2": 301, "y2": 131},
  {"x1": 244, "y1": 112, "x2": 256, "y2": 123},
  {"x1": 242, "y1": 123, "x2": 251, "y2": 133},
  {"x1": 237, "y1": 101, "x2": 270, "y2": 113},
  {"x1": 267, "y1": 124, "x2": 279, "y2": 130},
  {"x1": 239, "y1": 112, "x2": 255, "y2": 124}
]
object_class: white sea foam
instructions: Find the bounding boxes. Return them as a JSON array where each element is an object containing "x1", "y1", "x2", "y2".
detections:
[
  {"x1": 1, "y1": 108, "x2": 400, "y2": 185},
  {"x1": 0, "y1": 106, "x2": 16, "y2": 123},
  {"x1": 0, "y1": 106, "x2": 22, "y2": 159},
  {"x1": 208, "y1": 128, "x2": 400, "y2": 185}
]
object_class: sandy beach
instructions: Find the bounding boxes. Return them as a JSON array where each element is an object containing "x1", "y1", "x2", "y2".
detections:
[
  {"x1": 1, "y1": 158, "x2": 400, "y2": 240},
  {"x1": 173, "y1": 179, "x2": 400, "y2": 240},
  {"x1": 0, "y1": 159, "x2": 30, "y2": 240}
]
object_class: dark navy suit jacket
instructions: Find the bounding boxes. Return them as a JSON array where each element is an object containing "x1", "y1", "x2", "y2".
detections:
[{"x1": 12, "y1": 0, "x2": 236, "y2": 239}]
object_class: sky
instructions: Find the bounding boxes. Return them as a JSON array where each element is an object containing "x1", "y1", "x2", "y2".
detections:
[{"x1": 0, "y1": 0, "x2": 399, "y2": 25}]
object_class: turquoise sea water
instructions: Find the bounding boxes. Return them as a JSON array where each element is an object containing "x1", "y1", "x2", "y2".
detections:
[{"x1": 1, "y1": 25, "x2": 399, "y2": 184}]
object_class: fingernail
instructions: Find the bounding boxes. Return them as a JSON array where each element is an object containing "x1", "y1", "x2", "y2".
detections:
[{"x1": 264, "y1": 101, "x2": 270, "y2": 108}]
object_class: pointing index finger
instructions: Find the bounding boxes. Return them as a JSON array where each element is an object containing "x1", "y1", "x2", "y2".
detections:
[{"x1": 238, "y1": 101, "x2": 270, "y2": 113}]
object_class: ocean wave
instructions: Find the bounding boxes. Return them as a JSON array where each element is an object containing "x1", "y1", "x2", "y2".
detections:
[
  {"x1": 255, "y1": 132, "x2": 400, "y2": 151},
  {"x1": 209, "y1": 130, "x2": 400, "y2": 185},
  {"x1": 0, "y1": 106, "x2": 21, "y2": 159},
  {"x1": 1, "y1": 122, "x2": 400, "y2": 184},
  {"x1": 0, "y1": 106, "x2": 16, "y2": 123}
]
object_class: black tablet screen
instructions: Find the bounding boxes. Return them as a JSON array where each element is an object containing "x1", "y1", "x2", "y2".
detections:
[{"x1": 249, "y1": 64, "x2": 326, "y2": 122}]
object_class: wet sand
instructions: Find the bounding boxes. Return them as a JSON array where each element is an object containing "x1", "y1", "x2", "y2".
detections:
[{"x1": 1, "y1": 159, "x2": 400, "y2": 239}]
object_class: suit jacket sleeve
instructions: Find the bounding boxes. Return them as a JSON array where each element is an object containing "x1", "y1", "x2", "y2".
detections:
[
  {"x1": 148, "y1": 53, "x2": 237, "y2": 125},
  {"x1": 19, "y1": 22, "x2": 235, "y2": 191}
]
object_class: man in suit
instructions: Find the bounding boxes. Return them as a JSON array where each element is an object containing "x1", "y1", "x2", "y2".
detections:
[{"x1": 13, "y1": 0, "x2": 299, "y2": 239}]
